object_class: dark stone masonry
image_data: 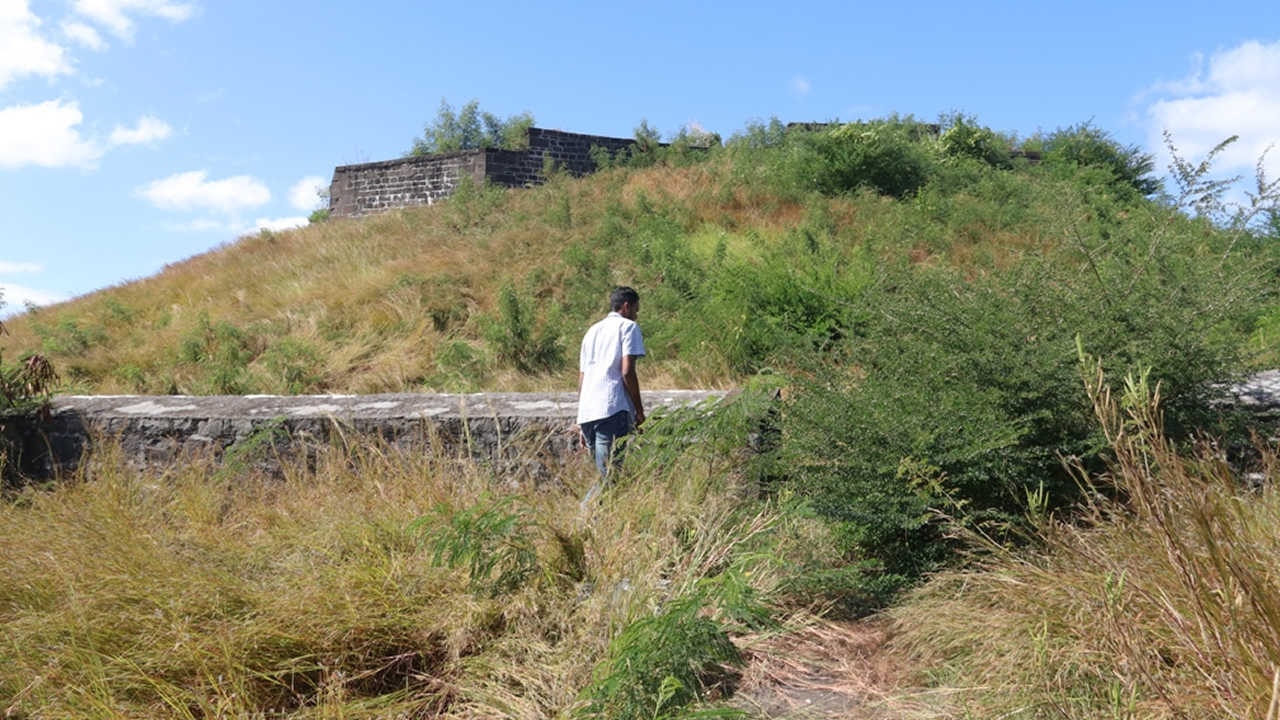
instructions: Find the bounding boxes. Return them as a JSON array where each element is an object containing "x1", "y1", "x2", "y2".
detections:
[
  {"x1": 12, "y1": 391, "x2": 729, "y2": 480},
  {"x1": 9, "y1": 373, "x2": 1280, "y2": 483},
  {"x1": 328, "y1": 128, "x2": 640, "y2": 218}
]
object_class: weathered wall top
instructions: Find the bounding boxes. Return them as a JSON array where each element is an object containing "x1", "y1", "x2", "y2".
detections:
[{"x1": 54, "y1": 390, "x2": 720, "y2": 422}]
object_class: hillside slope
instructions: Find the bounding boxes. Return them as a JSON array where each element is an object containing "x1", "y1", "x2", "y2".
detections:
[
  {"x1": 18, "y1": 120, "x2": 1251, "y2": 398},
  {"x1": 5, "y1": 161, "x2": 800, "y2": 395}
]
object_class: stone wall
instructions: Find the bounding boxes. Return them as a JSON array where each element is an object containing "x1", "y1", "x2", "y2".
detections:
[
  {"x1": 328, "y1": 128, "x2": 641, "y2": 218},
  {"x1": 327, "y1": 149, "x2": 488, "y2": 217},
  {"x1": 11, "y1": 391, "x2": 729, "y2": 481}
]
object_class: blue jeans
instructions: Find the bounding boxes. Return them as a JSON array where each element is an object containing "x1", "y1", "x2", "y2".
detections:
[{"x1": 580, "y1": 410, "x2": 633, "y2": 478}]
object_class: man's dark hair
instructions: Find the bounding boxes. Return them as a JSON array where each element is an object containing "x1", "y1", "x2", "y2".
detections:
[{"x1": 610, "y1": 286, "x2": 639, "y2": 312}]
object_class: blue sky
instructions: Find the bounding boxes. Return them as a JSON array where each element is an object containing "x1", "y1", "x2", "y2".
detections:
[{"x1": 3, "y1": 0, "x2": 1280, "y2": 314}]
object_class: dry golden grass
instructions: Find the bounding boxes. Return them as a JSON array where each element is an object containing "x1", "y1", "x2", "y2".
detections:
[
  {"x1": 4, "y1": 157, "x2": 813, "y2": 396},
  {"x1": 886, "y1": 366, "x2": 1280, "y2": 719},
  {"x1": 0, "y1": 416, "x2": 840, "y2": 718},
  {"x1": 3, "y1": 150, "x2": 1088, "y2": 399}
]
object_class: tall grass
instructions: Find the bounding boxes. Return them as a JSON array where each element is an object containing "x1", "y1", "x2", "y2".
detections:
[
  {"x1": 888, "y1": 361, "x2": 1280, "y2": 718},
  {"x1": 0, "y1": 401, "x2": 837, "y2": 718}
]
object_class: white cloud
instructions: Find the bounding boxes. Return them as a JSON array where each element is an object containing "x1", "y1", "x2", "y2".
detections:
[
  {"x1": 0, "y1": 0, "x2": 72, "y2": 90},
  {"x1": 161, "y1": 218, "x2": 224, "y2": 232},
  {"x1": 0, "y1": 99, "x2": 101, "y2": 169},
  {"x1": 1141, "y1": 40, "x2": 1280, "y2": 184},
  {"x1": 0, "y1": 282, "x2": 64, "y2": 315},
  {"x1": 0, "y1": 260, "x2": 60, "y2": 314},
  {"x1": 288, "y1": 175, "x2": 328, "y2": 211},
  {"x1": 72, "y1": 0, "x2": 196, "y2": 40},
  {"x1": 136, "y1": 170, "x2": 271, "y2": 214},
  {"x1": 0, "y1": 261, "x2": 42, "y2": 273},
  {"x1": 110, "y1": 115, "x2": 170, "y2": 145},
  {"x1": 253, "y1": 216, "x2": 308, "y2": 232},
  {"x1": 62, "y1": 20, "x2": 106, "y2": 50},
  {"x1": 788, "y1": 75, "x2": 811, "y2": 98}
]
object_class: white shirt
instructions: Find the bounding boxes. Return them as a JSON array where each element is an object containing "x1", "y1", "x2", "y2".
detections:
[{"x1": 578, "y1": 312, "x2": 646, "y2": 424}]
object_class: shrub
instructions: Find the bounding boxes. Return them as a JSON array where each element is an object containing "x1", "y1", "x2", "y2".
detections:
[
  {"x1": 177, "y1": 311, "x2": 258, "y2": 394},
  {"x1": 409, "y1": 98, "x2": 535, "y2": 155},
  {"x1": 0, "y1": 298, "x2": 57, "y2": 482},
  {"x1": 816, "y1": 120, "x2": 934, "y2": 198},
  {"x1": 588, "y1": 120, "x2": 718, "y2": 171},
  {"x1": 1032, "y1": 121, "x2": 1160, "y2": 198},
  {"x1": 442, "y1": 174, "x2": 507, "y2": 230},
  {"x1": 580, "y1": 573, "x2": 769, "y2": 720},
  {"x1": 938, "y1": 113, "x2": 1012, "y2": 168},
  {"x1": 31, "y1": 315, "x2": 106, "y2": 356},
  {"x1": 260, "y1": 336, "x2": 323, "y2": 394},
  {"x1": 483, "y1": 284, "x2": 564, "y2": 374},
  {"x1": 728, "y1": 117, "x2": 936, "y2": 200},
  {"x1": 409, "y1": 492, "x2": 540, "y2": 598},
  {"x1": 891, "y1": 365, "x2": 1280, "y2": 717},
  {"x1": 779, "y1": 153, "x2": 1270, "y2": 582}
]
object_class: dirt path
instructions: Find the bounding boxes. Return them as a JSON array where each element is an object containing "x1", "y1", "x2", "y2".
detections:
[{"x1": 731, "y1": 616, "x2": 915, "y2": 719}]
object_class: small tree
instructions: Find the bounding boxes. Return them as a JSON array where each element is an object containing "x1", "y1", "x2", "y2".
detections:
[
  {"x1": 939, "y1": 113, "x2": 1012, "y2": 168},
  {"x1": 1034, "y1": 122, "x2": 1160, "y2": 197},
  {"x1": 0, "y1": 293, "x2": 58, "y2": 480},
  {"x1": 409, "y1": 99, "x2": 535, "y2": 156}
]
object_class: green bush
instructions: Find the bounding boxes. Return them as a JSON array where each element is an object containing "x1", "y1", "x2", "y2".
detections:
[
  {"x1": 260, "y1": 337, "x2": 323, "y2": 394},
  {"x1": 430, "y1": 339, "x2": 488, "y2": 391},
  {"x1": 177, "y1": 312, "x2": 258, "y2": 394},
  {"x1": 581, "y1": 573, "x2": 768, "y2": 720},
  {"x1": 809, "y1": 119, "x2": 936, "y2": 198},
  {"x1": 939, "y1": 113, "x2": 1012, "y2": 168},
  {"x1": 408, "y1": 98, "x2": 535, "y2": 156},
  {"x1": 483, "y1": 284, "x2": 564, "y2": 374},
  {"x1": 726, "y1": 117, "x2": 936, "y2": 200},
  {"x1": 1030, "y1": 122, "x2": 1160, "y2": 198},
  {"x1": 409, "y1": 493, "x2": 539, "y2": 598},
  {"x1": 588, "y1": 119, "x2": 719, "y2": 171},
  {"x1": 0, "y1": 296, "x2": 58, "y2": 482},
  {"x1": 780, "y1": 165, "x2": 1269, "y2": 581},
  {"x1": 31, "y1": 315, "x2": 106, "y2": 356}
]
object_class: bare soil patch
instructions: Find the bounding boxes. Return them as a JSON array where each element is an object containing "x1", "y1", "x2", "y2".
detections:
[{"x1": 733, "y1": 617, "x2": 908, "y2": 719}]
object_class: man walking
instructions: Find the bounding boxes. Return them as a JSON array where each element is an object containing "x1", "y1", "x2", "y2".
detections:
[{"x1": 577, "y1": 286, "x2": 646, "y2": 480}]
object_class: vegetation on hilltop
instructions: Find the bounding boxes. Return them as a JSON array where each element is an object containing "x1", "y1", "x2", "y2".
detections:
[{"x1": 408, "y1": 98, "x2": 536, "y2": 155}]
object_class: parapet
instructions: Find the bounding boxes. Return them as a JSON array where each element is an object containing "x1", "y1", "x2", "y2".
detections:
[{"x1": 327, "y1": 128, "x2": 642, "y2": 218}]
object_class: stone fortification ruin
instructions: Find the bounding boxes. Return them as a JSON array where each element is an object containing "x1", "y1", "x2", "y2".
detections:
[{"x1": 328, "y1": 127, "x2": 639, "y2": 218}]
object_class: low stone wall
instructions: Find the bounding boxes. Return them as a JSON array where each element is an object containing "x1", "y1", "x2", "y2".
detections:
[{"x1": 12, "y1": 391, "x2": 729, "y2": 480}]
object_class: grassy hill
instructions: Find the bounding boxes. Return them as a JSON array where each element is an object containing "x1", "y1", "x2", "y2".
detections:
[
  {"x1": 14, "y1": 118, "x2": 1274, "y2": 400},
  {"x1": 5, "y1": 116, "x2": 1280, "y2": 717}
]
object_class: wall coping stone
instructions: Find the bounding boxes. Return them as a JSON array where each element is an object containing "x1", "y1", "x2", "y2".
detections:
[
  {"x1": 51, "y1": 390, "x2": 726, "y2": 422},
  {"x1": 332, "y1": 148, "x2": 488, "y2": 175}
]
